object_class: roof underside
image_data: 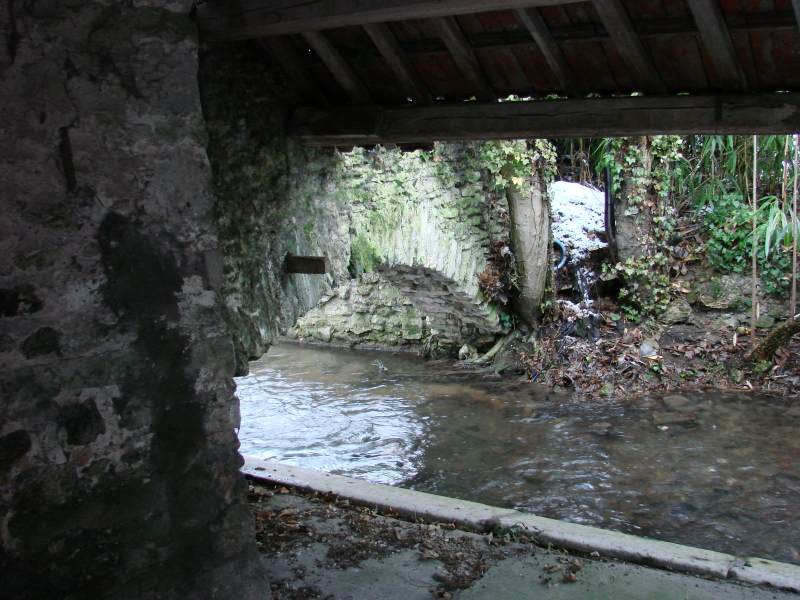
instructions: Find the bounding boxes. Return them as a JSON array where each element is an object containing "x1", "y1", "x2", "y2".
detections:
[{"x1": 197, "y1": 0, "x2": 800, "y2": 144}]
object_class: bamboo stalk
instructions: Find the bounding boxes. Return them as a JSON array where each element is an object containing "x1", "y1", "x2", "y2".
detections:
[
  {"x1": 784, "y1": 135, "x2": 790, "y2": 206},
  {"x1": 793, "y1": 133, "x2": 798, "y2": 322},
  {"x1": 751, "y1": 134, "x2": 758, "y2": 342}
]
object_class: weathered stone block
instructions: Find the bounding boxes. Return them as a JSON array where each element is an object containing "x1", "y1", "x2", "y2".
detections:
[{"x1": 1, "y1": 4, "x2": 265, "y2": 598}]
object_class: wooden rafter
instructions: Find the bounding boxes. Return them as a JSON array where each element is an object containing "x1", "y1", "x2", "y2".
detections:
[
  {"x1": 302, "y1": 31, "x2": 372, "y2": 104},
  {"x1": 396, "y1": 13, "x2": 797, "y2": 57},
  {"x1": 514, "y1": 7, "x2": 580, "y2": 97},
  {"x1": 363, "y1": 22, "x2": 433, "y2": 104},
  {"x1": 592, "y1": 0, "x2": 667, "y2": 94},
  {"x1": 685, "y1": 0, "x2": 747, "y2": 90},
  {"x1": 197, "y1": 0, "x2": 576, "y2": 41},
  {"x1": 792, "y1": 0, "x2": 800, "y2": 32},
  {"x1": 432, "y1": 16, "x2": 497, "y2": 103},
  {"x1": 294, "y1": 93, "x2": 800, "y2": 145},
  {"x1": 261, "y1": 37, "x2": 329, "y2": 106}
]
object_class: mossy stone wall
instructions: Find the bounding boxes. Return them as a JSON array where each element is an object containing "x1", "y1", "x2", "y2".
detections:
[
  {"x1": 199, "y1": 41, "x2": 350, "y2": 374},
  {"x1": 296, "y1": 145, "x2": 514, "y2": 351}
]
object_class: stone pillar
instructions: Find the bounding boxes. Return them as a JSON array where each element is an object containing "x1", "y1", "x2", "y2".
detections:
[{"x1": 0, "y1": 2, "x2": 265, "y2": 598}]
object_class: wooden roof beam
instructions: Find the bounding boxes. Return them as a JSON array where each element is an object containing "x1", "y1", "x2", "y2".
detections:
[
  {"x1": 514, "y1": 7, "x2": 580, "y2": 97},
  {"x1": 294, "y1": 93, "x2": 800, "y2": 145},
  {"x1": 396, "y1": 13, "x2": 797, "y2": 57},
  {"x1": 592, "y1": 0, "x2": 667, "y2": 94},
  {"x1": 302, "y1": 31, "x2": 372, "y2": 104},
  {"x1": 685, "y1": 0, "x2": 747, "y2": 90},
  {"x1": 432, "y1": 16, "x2": 497, "y2": 103},
  {"x1": 363, "y1": 22, "x2": 433, "y2": 104},
  {"x1": 197, "y1": 0, "x2": 576, "y2": 41},
  {"x1": 260, "y1": 37, "x2": 330, "y2": 106}
]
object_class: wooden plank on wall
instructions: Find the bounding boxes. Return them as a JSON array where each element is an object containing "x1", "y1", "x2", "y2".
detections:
[
  {"x1": 685, "y1": 0, "x2": 747, "y2": 90},
  {"x1": 432, "y1": 16, "x2": 497, "y2": 102},
  {"x1": 514, "y1": 7, "x2": 580, "y2": 97},
  {"x1": 294, "y1": 93, "x2": 800, "y2": 144},
  {"x1": 285, "y1": 255, "x2": 330, "y2": 274},
  {"x1": 592, "y1": 0, "x2": 667, "y2": 94},
  {"x1": 302, "y1": 31, "x2": 373, "y2": 104},
  {"x1": 197, "y1": 0, "x2": 577, "y2": 41},
  {"x1": 363, "y1": 22, "x2": 433, "y2": 104}
]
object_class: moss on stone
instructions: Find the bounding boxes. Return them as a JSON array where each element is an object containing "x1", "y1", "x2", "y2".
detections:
[{"x1": 348, "y1": 236, "x2": 383, "y2": 278}]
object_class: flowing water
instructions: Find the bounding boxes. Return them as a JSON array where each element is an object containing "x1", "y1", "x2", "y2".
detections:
[{"x1": 237, "y1": 341, "x2": 800, "y2": 564}]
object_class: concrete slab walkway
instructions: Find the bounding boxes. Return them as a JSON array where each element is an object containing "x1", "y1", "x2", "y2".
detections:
[{"x1": 243, "y1": 457, "x2": 800, "y2": 599}]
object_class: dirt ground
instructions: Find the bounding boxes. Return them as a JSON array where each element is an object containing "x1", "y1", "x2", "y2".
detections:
[
  {"x1": 500, "y1": 306, "x2": 800, "y2": 403},
  {"x1": 248, "y1": 480, "x2": 542, "y2": 599},
  {"x1": 247, "y1": 480, "x2": 800, "y2": 600}
]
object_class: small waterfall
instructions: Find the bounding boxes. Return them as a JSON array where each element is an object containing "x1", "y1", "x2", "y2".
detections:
[
  {"x1": 575, "y1": 266, "x2": 593, "y2": 305},
  {"x1": 557, "y1": 265, "x2": 601, "y2": 340}
]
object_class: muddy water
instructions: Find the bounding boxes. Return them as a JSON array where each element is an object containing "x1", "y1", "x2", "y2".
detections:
[{"x1": 237, "y1": 341, "x2": 800, "y2": 564}]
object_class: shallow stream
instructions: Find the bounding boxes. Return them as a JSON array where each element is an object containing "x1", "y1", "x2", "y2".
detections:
[{"x1": 237, "y1": 341, "x2": 800, "y2": 564}]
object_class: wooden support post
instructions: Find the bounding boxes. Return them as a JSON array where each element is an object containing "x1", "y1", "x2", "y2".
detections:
[
  {"x1": 514, "y1": 7, "x2": 580, "y2": 97},
  {"x1": 685, "y1": 0, "x2": 747, "y2": 90},
  {"x1": 293, "y1": 93, "x2": 800, "y2": 146},
  {"x1": 285, "y1": 255, "x2": 330, "y2": 274},
  {"x1": 303, "y1": 31, "x2": 373, "y2": 104},
  {"x1": 432, "y1": 16, "x2": 497, "y2": 102},
  {"x1": 363, "y1": 22, "x2": 433, "y2": 104},
  {"x1": 592, "y1": 0, "x2": 667, "y2": 94},
  {"x1": 261, "y1": 37, "x2": 330, "y2": 106},
  {"x1": 793, "y1": 0, "x2": 800, "y2": 32}
]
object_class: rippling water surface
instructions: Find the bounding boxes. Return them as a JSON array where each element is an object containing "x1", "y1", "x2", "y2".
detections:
[{"x1": 237, "y1": 341, "x2": 800, "y2": 564}]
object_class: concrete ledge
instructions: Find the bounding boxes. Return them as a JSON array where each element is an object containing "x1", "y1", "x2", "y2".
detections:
[
  {"x1": 242, "y1": 456, "x2": 519, "y2": 528},
  {"x1": 494, "y1": 512, "x2": 732, "y2": 579},
  {"x1": 242, "y1": 456, "x2": 800, "y2": 592},
  {"x1": 730, "y1": 557, "x2": 800, "y2": 590}
]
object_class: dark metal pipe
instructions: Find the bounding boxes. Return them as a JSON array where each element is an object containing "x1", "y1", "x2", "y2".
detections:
[
  {"x1": 553, "y1": 238, "x2": 567, "y2": 270},
  {"x1": 604, "y1": 139, "x2": 618, "y2": 261}
]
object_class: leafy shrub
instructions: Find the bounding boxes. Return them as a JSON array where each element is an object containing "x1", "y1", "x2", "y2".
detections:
[{"x1": 701, "y1": 193, "x2": 792, "y2": 296}]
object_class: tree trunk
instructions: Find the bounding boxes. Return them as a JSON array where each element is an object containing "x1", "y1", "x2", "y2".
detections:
[
  {"x1": 747, "y1": 316, "x2": 800, "y2": 362},
  {"x1": 608, "y1": 136, "x2": 680, "y2": 317},
  {"x1": 506, "y1": 159, "x2": 551, "y2": 324},
  {"x1": 614, "y1": 136, "x2": 657, "y2": 264}
]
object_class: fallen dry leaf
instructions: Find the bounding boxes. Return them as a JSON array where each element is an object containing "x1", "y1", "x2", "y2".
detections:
[{"x1": 544, "y1": 564, "x2": 563, "y2": 573}]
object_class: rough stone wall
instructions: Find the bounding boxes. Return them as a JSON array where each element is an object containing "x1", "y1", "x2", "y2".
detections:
[
  {"x1": 199, "y1": 53, "x2": 513, "y2": 360},
  {"x1": 341, "y1": 146, "x2": 511, "y2": 350},
  {"x1": 291, "y1": 272, "x2": 430, "y2": 349},
  {"x1": 199, "y1": 41, "x2": 350, "y2": 375},
  {"x1": 0, "y1": 3, "x2": 264, "y2": 598}
]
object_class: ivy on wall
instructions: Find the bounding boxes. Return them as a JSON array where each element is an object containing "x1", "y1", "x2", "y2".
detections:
[{"x1": 598, "y1": 135, "x2": 685, "y2": 321}]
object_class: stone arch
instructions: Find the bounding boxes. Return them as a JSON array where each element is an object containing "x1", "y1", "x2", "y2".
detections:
[
  {"x1": 338, "y1": 146, "x2": 510, "y2": 350},
  {"x1": 375, "y1": 264, "x2": 501, "y2": 349}
]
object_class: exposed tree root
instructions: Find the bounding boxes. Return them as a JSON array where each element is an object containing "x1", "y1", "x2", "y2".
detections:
[{"x1": 747, "y1": 316, "x2": 800, "y2": 362}]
